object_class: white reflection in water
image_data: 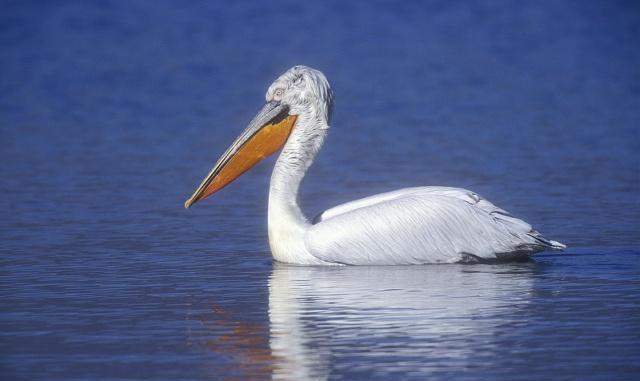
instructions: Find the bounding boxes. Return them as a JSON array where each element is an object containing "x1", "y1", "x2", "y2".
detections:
[{"x1": 268, "y1": 263, "x2": 535, "y2": 380}]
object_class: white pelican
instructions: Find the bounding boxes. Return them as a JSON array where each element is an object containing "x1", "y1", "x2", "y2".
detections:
[{"x1": 185, "y1": 65, "x2": 565, "y2": 265}]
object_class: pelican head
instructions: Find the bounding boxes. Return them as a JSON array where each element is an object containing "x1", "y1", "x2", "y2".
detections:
[
  {"x1": 266, "y1": 65, "x2": 334, "y2": 122},
  {"x1": 185, "y1": 65, "x2": 333, "y2": 208}
]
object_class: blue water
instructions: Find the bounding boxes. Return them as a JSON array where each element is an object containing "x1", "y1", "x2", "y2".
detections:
[{"x1": 1, "y1": 1, "x2": 639, "y2": 380}]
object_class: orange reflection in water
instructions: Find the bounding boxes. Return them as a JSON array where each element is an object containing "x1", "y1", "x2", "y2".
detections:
[{"x1": 192, "y1": 303, "x2": 277, "y2": 381}]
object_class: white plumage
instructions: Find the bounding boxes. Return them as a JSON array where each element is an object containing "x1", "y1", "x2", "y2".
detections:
[
  {"x1": 307, "y1": 187, "x2": 565, "y2": 265},
  {"x1": 266, "y1": 66, "x2": 564, "y2": 265},
  {"x1": 187, "y1": 65, "x2": 565, "y2": 265}
]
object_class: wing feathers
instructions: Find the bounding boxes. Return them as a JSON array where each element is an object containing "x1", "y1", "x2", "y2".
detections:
[{"x1": 305, "y1": 187, "x2": 564, "y2": 265}]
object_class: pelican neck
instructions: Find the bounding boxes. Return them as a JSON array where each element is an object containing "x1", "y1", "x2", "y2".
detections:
[{"x1": 267, "y1": 110, "x2": 329, "y2": 264}]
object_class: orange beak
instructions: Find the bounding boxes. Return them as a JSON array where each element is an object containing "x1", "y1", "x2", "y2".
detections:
[{"x1": 185, "y1": 102, "x2": 297, "y2": 208}]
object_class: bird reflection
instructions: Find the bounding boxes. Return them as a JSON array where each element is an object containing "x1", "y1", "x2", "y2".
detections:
[
  {"x1": 268, "y1": 263, "x2": 535, "y2": 380},
  {"x1": 196, "y1": 263, "x2": 535, "y2": 380}
]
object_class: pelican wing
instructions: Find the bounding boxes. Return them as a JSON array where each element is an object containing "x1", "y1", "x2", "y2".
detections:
[
  {"x1": 305, "y1": 187, "x2": 564, "y2": 265},
  {"x1": 313, "y1": 187, "x2": 430, "y2": 223}
]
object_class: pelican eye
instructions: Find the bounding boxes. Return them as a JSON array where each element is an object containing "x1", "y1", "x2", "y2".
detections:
[{"x1": 274, "y1": 88, "x2": 285, "y2": 98}]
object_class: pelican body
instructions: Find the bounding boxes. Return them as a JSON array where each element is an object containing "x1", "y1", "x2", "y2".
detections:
[{"x1": 185, "y1": 66, "x2": 565, "y2": 265}]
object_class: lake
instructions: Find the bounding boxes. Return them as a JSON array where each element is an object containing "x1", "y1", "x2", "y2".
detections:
[{"x1": 1, "y1": 1, "x2": 639, "y2": 380}]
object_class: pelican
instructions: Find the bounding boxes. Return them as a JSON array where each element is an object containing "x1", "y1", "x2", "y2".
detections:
[{"x1": 185, "y1": 65, "x2": 565, "y2": 265}]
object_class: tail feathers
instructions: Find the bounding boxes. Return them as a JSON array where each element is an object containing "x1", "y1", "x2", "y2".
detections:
[
  {"x1": 528, "y1": 230, "x2": 567, "y2": 251},
  {"x1": 548, "y1": 240, "x2": 567, "y2": 250}
]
